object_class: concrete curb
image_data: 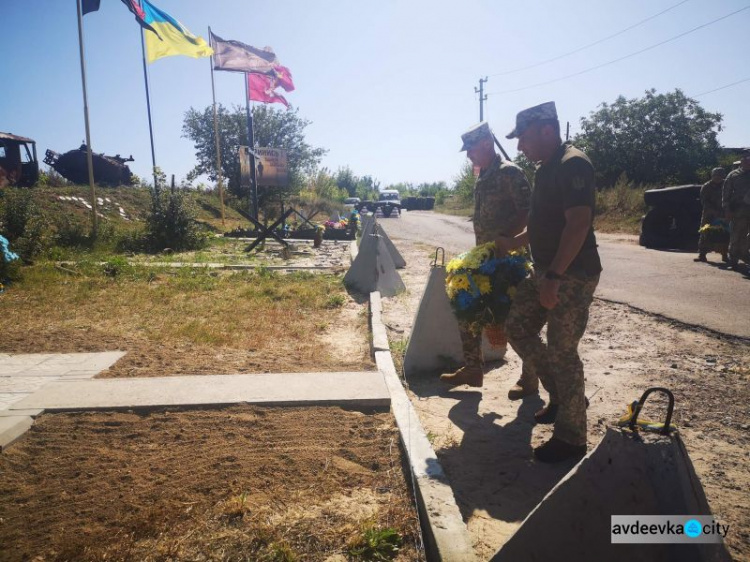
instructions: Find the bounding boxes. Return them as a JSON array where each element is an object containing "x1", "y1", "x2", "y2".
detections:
[
  {"x1": 0, "y1": 416, "x2": 34, "y2": 452},
  {"x1": 370, "y1": 291, "x2": 477, "y2": 562}
]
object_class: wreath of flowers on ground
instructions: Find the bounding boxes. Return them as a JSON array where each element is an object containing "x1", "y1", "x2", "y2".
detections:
[
  {"x1": 698, "y1": 219, "x2": 730, "y2": 245},
  {"x1": 445, "y1": 242, "x2": 532, "y2": 330}
]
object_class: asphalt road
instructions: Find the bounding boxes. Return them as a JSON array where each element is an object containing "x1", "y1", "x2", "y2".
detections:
[{"x1": 378, "y1": 211, "x2": 750, "y2": 339}]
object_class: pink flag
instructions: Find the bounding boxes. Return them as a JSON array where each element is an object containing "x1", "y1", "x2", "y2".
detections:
[
  {"x1": 247, "y1": 72, "x2": 289, "y2": 107},
  {"x1": 272, "y1": 65, "x2": 295, "y2": 92}
]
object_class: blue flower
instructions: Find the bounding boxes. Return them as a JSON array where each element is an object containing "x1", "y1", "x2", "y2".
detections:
[
  {"x1": 456, "y1": 290, "x2": 476, "y2": 310},
  {"x1": 479, "y1": 258, "x2": 500, "y2": 275}
]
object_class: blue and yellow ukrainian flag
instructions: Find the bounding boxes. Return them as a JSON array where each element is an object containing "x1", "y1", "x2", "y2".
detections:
[{"x1": 141, "y1": 0, "x2": 213, "y2": 63}]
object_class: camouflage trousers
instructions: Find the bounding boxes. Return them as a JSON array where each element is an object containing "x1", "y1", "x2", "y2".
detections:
[
  {"x1": 457, "y1": 322, "x2": 507, "y2": 369},
  {"x1": 729, "y1": 216, "x2": 750, "y2": 263},
  {"x1": 457, "y1": 321, "x2": 483, "y2": 368},
  {"x1": 506, "y1": 271, "x2": 600, "y2": 447},
  {"x1": 698, "y1": 211, "x2": 727, "y2": 253}
]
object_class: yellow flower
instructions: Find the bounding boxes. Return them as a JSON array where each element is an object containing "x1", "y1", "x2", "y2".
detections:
[
  {"x1": 446, "y1": 242, "x2": 496, "y2": 273},
  {"x1": 448, "y1": 273, "x2": 470, "y2": 292},
  {"x1": 474, "y1": 274, "x2": 491, "y2": 295}
]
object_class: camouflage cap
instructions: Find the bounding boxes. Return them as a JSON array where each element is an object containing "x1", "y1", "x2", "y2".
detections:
[
  {"x1": 711, "y1": 167, "x2": 726, "y2": 177},
  {"x1": 506, "y1": 101, "x2": 558, "y2": 139},
  {"x1": 460, "y1": 122, "x2": 493, "y2": 151}
]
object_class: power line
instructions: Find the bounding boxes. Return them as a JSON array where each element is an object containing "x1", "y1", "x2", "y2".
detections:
[
  {"x1": 694, "y1": 77, "x2": 750, "y2": 97},
  {"x1": 488, "y1": 0, "x2": 690, "y2": 77},
  {"x1": 487, "y1": 5, "x2": 750, "y2": 96}
]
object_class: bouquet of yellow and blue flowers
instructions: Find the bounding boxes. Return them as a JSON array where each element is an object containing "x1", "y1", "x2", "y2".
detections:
[
  {"x1": 698, "y1": 219, "x2": 729, "y2": 246},
  {"x1": 445, "y1": 242, "x2": 532, "y2": 329}
]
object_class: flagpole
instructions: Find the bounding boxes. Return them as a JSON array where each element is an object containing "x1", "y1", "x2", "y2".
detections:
[
  {"x1": 75, "y1": 0, "x2": 98, "y2": 239},
  {"x1": 138, "y1": 2, "x2": 158, "y2": 189},
  {"x1": 208, "y1": 27, "x2": 225, "y2": 224},
  {"x1": 244, "y1": 73, "x2": 259, "y2": 220}
]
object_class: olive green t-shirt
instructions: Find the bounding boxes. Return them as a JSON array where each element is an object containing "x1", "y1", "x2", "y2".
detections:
[{"x1": 528, "y1": 142, "x2": 602, "y2": 275}]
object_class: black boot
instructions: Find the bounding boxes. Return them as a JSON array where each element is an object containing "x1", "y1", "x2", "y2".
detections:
[{"x1": 534, "y1": 437, "x2": 586, "y2": 463}]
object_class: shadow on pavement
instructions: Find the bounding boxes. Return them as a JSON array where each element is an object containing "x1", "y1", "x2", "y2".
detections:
[
  {"x1": 408, "y1": 375, "x2": 580, "y2": 534},
  {"x1": 440, "y1": 394, "x2": 576, "y2": 524}
]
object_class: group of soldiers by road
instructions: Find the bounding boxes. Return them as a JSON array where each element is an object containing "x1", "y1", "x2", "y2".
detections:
[
  {"x1": 437, "y1": 102, "x2": 748, "y2": 464},
  {"x1": 440, "y1": 101, "x2": 601, "y2": 463},
  {"x1": 697, "y1": 149, "x2": 750, "y2": 269}
]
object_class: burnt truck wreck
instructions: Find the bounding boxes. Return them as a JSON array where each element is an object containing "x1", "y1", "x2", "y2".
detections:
[
  {"x1": 639, "y1": 184, "x2": 702, "y2": 250},
  {"x1": 0, "y1": 132, "x2": 39, "y2": 187},
  {"x1": 44, "y1": 144, "x2": 134, "y2": 187}
]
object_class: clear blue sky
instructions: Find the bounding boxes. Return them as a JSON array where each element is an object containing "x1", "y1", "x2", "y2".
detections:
[{"x1": 1, "y1": 0, "x2": 748, "y2": 187}]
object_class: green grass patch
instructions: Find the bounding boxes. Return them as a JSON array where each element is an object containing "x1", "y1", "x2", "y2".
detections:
[{"x1": 348, "y1": 524, "x2": 403, "y2": 561}]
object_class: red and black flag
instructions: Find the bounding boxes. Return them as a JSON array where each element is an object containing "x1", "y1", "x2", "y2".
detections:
[{"x1": 119, "y1": 0, "x2": 161, "y2": 38}]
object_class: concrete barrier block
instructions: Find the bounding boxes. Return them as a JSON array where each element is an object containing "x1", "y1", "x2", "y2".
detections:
[
  {"x1": 404, "y1": 266, "x2": 464, "y2": 377},
  {"x1": 376, "y1": 224, "x2": 406, "y2": 269},
  {"x1": 344, "y1": 232, "x2": 405, "y2": 297},
  {"x1": 491, "y1": 428, "x2": 731, "y2": 561}
]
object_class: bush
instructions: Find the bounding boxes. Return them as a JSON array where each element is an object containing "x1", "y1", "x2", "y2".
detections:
[
  {"x1": 0, "y1": 235, "x2": 22, "y2": 285},
  {"x1": 595, "y1": 174, "x2": 649, "y2": 217},
  {"x1": 0, "y1": 188, "x2": 52, "y2": 260},
  {"x1": 452, "y1": 162, "x2": 475, "y2": 205},
  {"x1": 0, "y1": 187, "x2": 37, "y2": 241},
  {"x1": 144, "y1": 173, "x2": 208, "y2": 252}
]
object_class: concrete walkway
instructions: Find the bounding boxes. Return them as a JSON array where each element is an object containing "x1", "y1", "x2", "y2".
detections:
[
  {"x1": 0, "y1": 352, "x2": 125, "y2": 411},
  {"x1": 0, "y1": 352, "x2": 125, "y2": 450},
  {"x1": 12, "y1": 372, "x2": 389, "y2": 412}
]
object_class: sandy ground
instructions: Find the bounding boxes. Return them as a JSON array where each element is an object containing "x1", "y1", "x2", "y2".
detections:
[
  {"x1": 0, "y1": 406, "x2": 423, "y2": 562},
  {"x1": 380, "y1": 232, "x2": 750, "y2": 561},
  {"x1": 0, "y1": 240, "x2": 426, "y2": 561}
]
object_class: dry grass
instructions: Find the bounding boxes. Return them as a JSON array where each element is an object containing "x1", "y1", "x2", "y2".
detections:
[
  {"x1": 594, "y1": 177, "x2": 649, "y2": 235},
  {"x1": 0, "y1": 263, "x2": 372, "y2": 375},
  {"x1": 0, "y1": 407, "x2": 424, "y2": 562}
]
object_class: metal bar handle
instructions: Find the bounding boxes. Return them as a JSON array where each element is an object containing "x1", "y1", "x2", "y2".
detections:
[
  {"x1": 628, "y1": 387, "x2": 675, "y2": 435},
  {"x1": 432, "y1": 247, "x2": 445, "y2": 267}
]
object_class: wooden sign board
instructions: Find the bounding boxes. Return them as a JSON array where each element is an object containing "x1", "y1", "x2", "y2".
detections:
[{"x1": 256, "y1": 147, "x2": 289, "y2": 187}]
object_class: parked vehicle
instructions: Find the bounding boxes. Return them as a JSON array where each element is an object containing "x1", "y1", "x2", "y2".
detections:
[
  {"x1": 343, "y1": 197, "x2": 361, "y2": 209},
  {"x1": 0, "y1": 132, "x2": 39, "y2": 187},
  {"x1": 355, "y1": 189, "x2": 403, "y2": 218},
  {"x1": 639, "y1": 184, "x2": 702, "y2": 250}
]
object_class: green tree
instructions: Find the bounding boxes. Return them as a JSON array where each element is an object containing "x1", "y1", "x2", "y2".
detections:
[
  {"x1": 452, "y1": 162, "x2": 476, "y2": 204},
  {"x1": 512, "y1": 154, "x2": 535, "y2": 184},
  {"x1": 574, "y1": 89, "x2": 722, "y2": 186},
  {"x1": 182, "y1": 104, "x2": 327, "y2": 198},
  {"x1": 334, "y1": 166, "x2": 358, "y2": 197}
]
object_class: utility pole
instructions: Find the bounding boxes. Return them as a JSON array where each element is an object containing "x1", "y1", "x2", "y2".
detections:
[{"x1": 475, "y1": 77, "x2": 488, "y2": 121}]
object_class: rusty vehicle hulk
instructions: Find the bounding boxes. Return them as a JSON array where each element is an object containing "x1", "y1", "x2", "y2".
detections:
[
  {"x1": 44, "y1": 144, "x2": 134, "y2": 187},
  {"x1": 0, "y1": 132, "x2": 39, "y2": 187}
]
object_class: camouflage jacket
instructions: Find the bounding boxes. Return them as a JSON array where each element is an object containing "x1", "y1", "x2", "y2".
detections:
[
  {"x1": 700, "y1": 180, "x2": 724, "y2": 219},
  {"x1": 473, "y1": 155, "x2": 531, "y2": 245},
  {"x1": 722, "y1": 167, "x2": 750, "y2": 217}
]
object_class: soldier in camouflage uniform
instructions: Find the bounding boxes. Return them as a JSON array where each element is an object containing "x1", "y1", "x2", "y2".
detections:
[
  {"x1": 696, "y1": 167, "x2": 728, "y2": 262},
  {"x1": 497, "y1": 101, "x2": 602, "y2": 463},
  {"x1": 440, "y1": 122, "x2": 531, "y2": 389},
  {"x1": 722, "y1": 148, "x2": 750, "y2": 269}
]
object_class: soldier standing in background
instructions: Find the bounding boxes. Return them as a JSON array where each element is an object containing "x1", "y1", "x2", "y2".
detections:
[
  {"x1": 440, "y1": 122, "x2": 532, "y2": 392},
  {"x1": 696, "y1": 167, "x2": 728, "y2": 263},
  {"x1": 496, "y1": 102, "x2": 602, "y2": 463},
  {"x1": 723, "y1": 148, "x2": 750, "y2": 270}
]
